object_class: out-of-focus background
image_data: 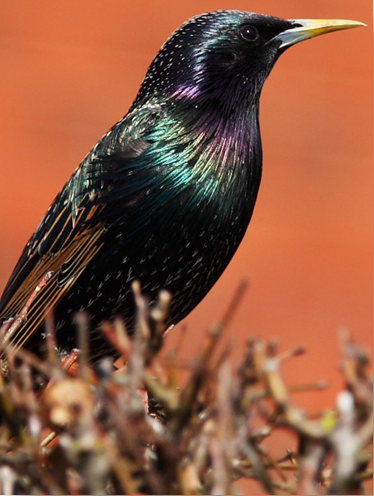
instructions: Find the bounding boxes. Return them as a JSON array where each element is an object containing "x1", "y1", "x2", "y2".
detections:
[{"x1": 0, "y1": 0, "x2": 371, "y2": 455}]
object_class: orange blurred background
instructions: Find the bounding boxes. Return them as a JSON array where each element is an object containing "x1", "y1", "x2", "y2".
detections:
[{"x1": 0, "y1": 0, "x2": 371, "y2": 466}]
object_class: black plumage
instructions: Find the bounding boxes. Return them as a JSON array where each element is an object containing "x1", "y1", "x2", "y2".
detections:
[{"x1": 0, "y1": 11, "x2": 364, "y2": 359}]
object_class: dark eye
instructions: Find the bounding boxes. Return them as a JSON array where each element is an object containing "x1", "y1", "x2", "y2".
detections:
[{"x1": 240, "y1": 24, "x2": 259, "y2": 42}]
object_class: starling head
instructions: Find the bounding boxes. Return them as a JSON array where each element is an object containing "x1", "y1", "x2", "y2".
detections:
[{"x1": 136, "y1": 10, "x2": 365, "y2": 109}]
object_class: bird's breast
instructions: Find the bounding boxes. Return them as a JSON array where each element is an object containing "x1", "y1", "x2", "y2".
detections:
[
  {"x1": 89, "y1": 134, "x2": 261, "y2": 326},
  {"x1": 56, "y1": 105, "x2": 263, "y2": 336}
]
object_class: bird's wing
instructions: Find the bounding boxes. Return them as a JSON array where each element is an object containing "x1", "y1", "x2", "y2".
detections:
[{"x1": 0, "y1": 102, "x2": 164, "y2": 349}]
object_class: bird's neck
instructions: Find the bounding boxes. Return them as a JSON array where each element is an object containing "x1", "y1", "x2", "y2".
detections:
[
  {"x1": 164, "y1": 92, "x2": 263, "y2": 223},
  {"x1": 170, "y1": 90, "x2": 262, "y2": 174}
]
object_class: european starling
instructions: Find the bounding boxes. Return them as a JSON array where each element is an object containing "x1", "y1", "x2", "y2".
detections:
[{"x1": 0, "y1": 11, "x2": 365, "y2": 359}]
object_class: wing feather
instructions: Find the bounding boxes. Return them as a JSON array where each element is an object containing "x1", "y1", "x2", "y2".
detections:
[{"x1": 0, "y1": 101, "x2": 164, "y2": 350}]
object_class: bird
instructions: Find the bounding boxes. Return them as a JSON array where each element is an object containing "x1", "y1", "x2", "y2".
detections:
[{"x1": 0, "y1": 10, "x2": 365, "y2": 360}]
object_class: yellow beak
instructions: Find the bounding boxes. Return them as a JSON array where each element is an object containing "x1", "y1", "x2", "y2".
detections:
[{"x1": 274, "y1": 18, "x2": 366, "y2": 48}]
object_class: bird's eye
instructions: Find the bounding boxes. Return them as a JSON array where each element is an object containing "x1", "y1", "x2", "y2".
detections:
[{"x1": 240, "y1": 25, "x2": 259, "y2": 42}]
